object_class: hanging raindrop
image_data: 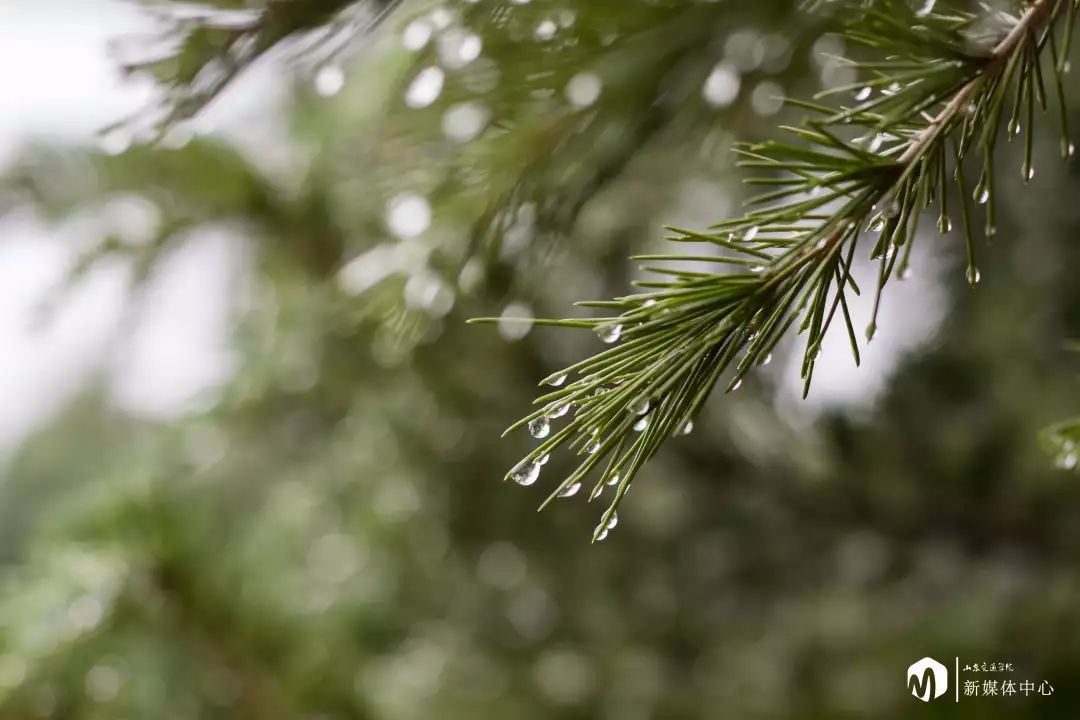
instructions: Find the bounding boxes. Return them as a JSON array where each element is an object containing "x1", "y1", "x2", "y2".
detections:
[
  {"x1": 546, "y1": 401, "x2": 571, "y2": 419},
  {"x1": 629, "y1": 396, "x2": 650, "y2": 415},
  {"x1": 538, "y1": 453, "x2": 550, "y2": 466},
  {"x1": 976, "y1": 187, "x2": 990, "y2": 204},
  {"x1": 633, "y1": 415, "x2": 650, "y2": 432},
  {"x1": 596, "y1": 323, "x2": 623, "y2": 344},
  {"x1": 1056, "y1": 451, "x2": 1078, "y2": 470},
  {"x1": 528, "y1": 416, "x2": 551, "y2": 439},
  {"x1": 743, "y1": 226, "x2": 760, "y2": 242},
  {"x1": 966, "y1": 266, "x2": 981, "y2": 286},
  {"x1": 558, "y1": 482, "x2": 582, "y2": 498},
  {"x1": 545, "y1": 373, "x2": 567, "y2": 387},
  {"x1": 606, "y1": 473, "x2": 621, "y2": 487},
  {"x1": 595, "y1": 528, "x2": 610, "y2": 542},
  {"x1": 1022, "y1": 164, "x2": 1035, "y2": 182},
  {"x1": 314, "y1": 65, "x2": 345, "y2": 97},
  {"x1": 511, "y1": 461, "x2": 541, "y2": 486},
  {"x1": 854, "y1": 86, "x2": 872, "y2": 101},
  {"x1": 677, "y1": 418, "x2": 694, "y2": 436},
  {"x1": 728, "y1": 378, "x2": 743, "y2": 392},
  {"x1": 605, "y1": 512, "x2": 619, "y2": 530},
  {"x1": 938, "y1": 216, "x2": 952, "y2": 234},
  {"x1": 899, "y1": 266, "x2": 912, "y2": 280}
]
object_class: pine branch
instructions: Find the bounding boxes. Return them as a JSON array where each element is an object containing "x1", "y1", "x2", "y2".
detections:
[{"x1": 475, "y1": 0, "x2": 1078, "y2": 541}]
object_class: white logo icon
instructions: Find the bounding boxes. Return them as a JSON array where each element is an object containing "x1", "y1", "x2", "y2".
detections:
[{"x1": 907, "y1": 657, "x2": 948, "y2": 702}]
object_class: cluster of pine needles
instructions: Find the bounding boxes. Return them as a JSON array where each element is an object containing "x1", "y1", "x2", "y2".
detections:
[{"x1": 475, "y1": 0, "x2": 1078, "y2": 541}]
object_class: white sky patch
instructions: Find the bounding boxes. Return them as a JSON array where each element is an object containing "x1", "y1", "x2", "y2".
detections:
[
  {"x1": 0, "y1": 0, "x2": 287, "y2": 459},
  {"x1": 776, "y1": 233, "x2": 949, "y2": 412}
]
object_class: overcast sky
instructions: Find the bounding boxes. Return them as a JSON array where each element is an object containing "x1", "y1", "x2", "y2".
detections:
[{"x1": 0, "y1": 0, "x2": 279, "y2": 458}]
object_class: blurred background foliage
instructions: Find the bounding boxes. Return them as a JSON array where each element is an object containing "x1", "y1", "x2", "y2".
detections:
[{"x1": 1, "y1": 0, "x2": 1080, "y2": 718}]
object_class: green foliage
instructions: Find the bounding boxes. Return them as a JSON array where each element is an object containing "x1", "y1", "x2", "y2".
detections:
[
  {"x1": 4, "y1": 1, "x2": 1080, "y2": 717},
  {"x1": 478, "y1": 0, "x2": 1080, "y2": 538}
]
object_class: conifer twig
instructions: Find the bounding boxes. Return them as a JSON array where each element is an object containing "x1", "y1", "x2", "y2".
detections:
[{"x1": 473, "y1": 0, "x2": 1078, "y2": 540}]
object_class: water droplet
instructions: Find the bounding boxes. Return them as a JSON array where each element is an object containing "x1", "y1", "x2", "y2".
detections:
[
  {"x1": 595, "y1": 528, "x2": 610, "y2": 542},
  {"x1": 511, "y1": 461, "x2": 540, "y2": 486},
  {"x1": 976, "y1": 187, "x2": 990, "y2": 204},
  {"x1": 629, "y1": 396, "x2": 650, "y2": 415},
  {"x1": 529, "y1": 416, "x2": 551, "y2": 439},
  {"x1": 546, "y1": 402, "x2": 571, "y2": 419},
  {"x1": 1056, "y1": 452, "x2": 1078, "y2": 470},
  {"x1": 743, "y1": 225, "x2": 760, "y2": 242},
  {"x1": 605, "y1": 512, "x2": 619, "y2": 530},
  {"x1": 643, "y1": 298, "x2": 657, "y2": 308},
  {"x1": 728, "y1": 378, "x2": 743, "y2": 392},
  {"x1": 868, "y1": 134, "x2": 885, "y2": 153},
  {"x1": 750, "y1": 265, "x2": 766, "y2": 273},
  {"x1": 633, "y1": 415, "x2": 650, "y2": 432},
  {"x1": 596, "y1": 323, "x2": 623, "y2": 344},
  {"x1": 899, "y1": 266, "x2": 912, "y2": 280},
  {"x1": 1023, "y1": 164, "x2": 1035, "y2": 182},
  {"x1": 545, "y1": 374, "x2": 567, "y2": 387},
  {"x1": 535, "y1": 19, "x2": 557, "y2": 40},
  {"x1": 586, "y1": 438, "x2": 601, "y2": 455},
  {"x1": 606, "y1": 473, "x2": 621, "y2": 487},
  {"x1": 1064, "y1": 60, "x2": 1073, "y2": 74},
  {"x1": 677, "y1": 419, "x2": 694, "y2": 436},
  {"x1": 703, "y1": 63, "x2": 741, "y2": 107},
  {"x1": 402, "y1": 19, "x2": 433, "y2": 50},
  {"x1": 405, "y1": 66, "x2": 445, "y2": 108},
  {"x1": 441, "y1": 101, "x2": 490, "y2": 142},
  {"x1": 966, "y1": 266, "x2": 981, "y2": 286},
  {"x1": 1069, "y1": 143, "x2": 1077, "y2": 158},
  {"x1": 558, "y1": 482, "x2": 581, "y2": 498},
  {"x1": 538, "y1": 453, "x2": 550, "y2": 466},
  {"x1": 1008, "y1": 118, "x2": 1021, "y2": 137},
  {"x1": 916, "y1": 0, "x2": 937, "y2": 17},
  {"x1": 868, "y1": 217, "x2": 885, "y2": 233},
  {"x1": 440, "y1": 28, "x2": 483, "y2": 68},
  {"x1": 314, "y1": 65, "x2": 345, "y2": 97},
  {"x1": 590, "y1": 484, "x2": 604, "y2": 500},
  {"x1": 986, "y1": 224, "x2": 997, "y2": 237},
  {"x1": 565, "y1": 72, "x2": 603, "y2": 107},
  {"x1": 882, "y1": 199, "x2": 900, "y2": 218},
  {"x1": 854, "y1": 86, "x2": 872, "y2": 101},
  {"x1": 386, "y1": 193, "x2": 431, "y2": 238},
  {"x1": 760, "y1": 353, "x2": 773, "y2": 367},
  {"x1": 938, "y1": 216, "x2": 952, "y2": 234},
  {"x1": 499, "y1": 302, "x2": 534, "y2": 342}
]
